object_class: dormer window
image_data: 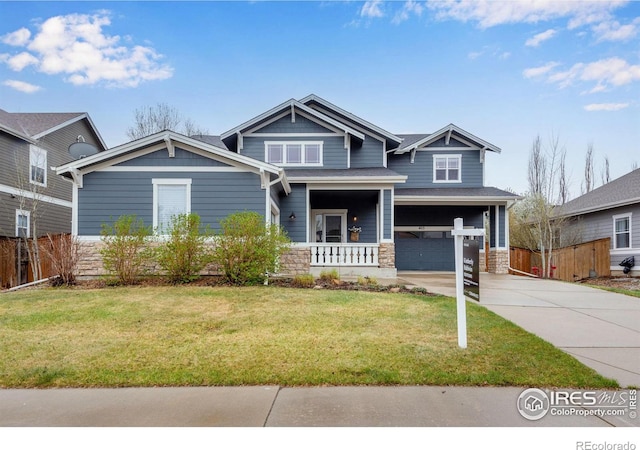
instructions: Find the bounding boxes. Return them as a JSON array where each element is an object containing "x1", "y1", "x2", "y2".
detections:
[
  {"x1": 433, "y1": 155, "x2": 461, "y2": 183},
  {"x1": 265, "y1": 142, "x2": 322, "y2": 166}
]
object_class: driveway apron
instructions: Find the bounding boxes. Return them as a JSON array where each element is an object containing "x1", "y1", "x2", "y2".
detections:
[{"x1": 398, "y1": 272, "x2": 640, "y2": 388}]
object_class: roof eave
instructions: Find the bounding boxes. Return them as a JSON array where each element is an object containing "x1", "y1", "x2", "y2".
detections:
[{"x1": 555, "y1": 197, "x2": 640, "y2": 219}]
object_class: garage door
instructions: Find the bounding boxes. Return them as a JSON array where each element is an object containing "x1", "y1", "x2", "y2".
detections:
[{"x1": 395, "y1": 230, "x2": 455, "y2": 271}]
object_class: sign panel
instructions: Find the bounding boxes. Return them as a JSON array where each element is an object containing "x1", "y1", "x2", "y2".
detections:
[{"x1": 463, "y1": 238, "x2": 480, "y2": 301}]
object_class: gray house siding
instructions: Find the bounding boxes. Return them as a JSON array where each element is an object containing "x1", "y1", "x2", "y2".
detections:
[
  {"x1": 387, "y1": 150, "x2": 483, "y2": 189},
  {"x1": 562, "y1": 204, "x2": 640, "y2": 267},
  {"x1": 395, "y1": 205, "x2": 485, "y2": 228},
  {"x1": 78, "y1": 171, "x2": 265, "y2": 235},
  {"x1": 0, "y1": 119, "x2": 102, "y2": 238}
]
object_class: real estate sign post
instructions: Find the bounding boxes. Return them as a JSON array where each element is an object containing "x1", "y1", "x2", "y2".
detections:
[{"x1": 452, "y1": 218, "x2": 485, "y2": 349}]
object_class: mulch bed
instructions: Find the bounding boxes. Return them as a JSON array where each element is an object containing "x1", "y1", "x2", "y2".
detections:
[{"x1": 578, "y1": 276, "x2": 640, "y2": 292}]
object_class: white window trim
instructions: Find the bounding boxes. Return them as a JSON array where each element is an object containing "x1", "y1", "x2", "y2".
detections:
[
  {"x1": 29, "y1": 145, "x2": 47, "y2": 187},
  {"x1": 265, "y1": 141, "x2": 323, "y2": 167},
  {"x1": 152, "y1": 178, "x2": 192, "y2": 231},
  {"x1": 311, "y1": 209, "x2": 347, "y2": 243},
  {"x1": 432, "y1": 154, "x2": 462, "y2": 183},
  {"x1": 612, "y1": 212, "x2": 632, "y2": 250},
  {"x1": 15, "y1": 209, "x2": 30, "y2": 238}
]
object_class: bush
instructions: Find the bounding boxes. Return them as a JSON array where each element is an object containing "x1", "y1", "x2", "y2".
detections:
[
  {"x1": 155, "y1": 213, "x2": 213, "y2": 284},
  {"x1": 292, "y1": 273, "x2": 316, "y2": 288},
  {"x1": 100, "y1": 215, "x2": 153, "y2": 285},
  {"x1": 42, "y1": 234, "x2": 79, "y2": 286},
  {"x1": 319, "y1": 269, "x2": 339, "y2": 282},
  {"x1": 212, "y1": 211, "x2": 291, "y2": 285},
  {"x1": 357, "y1": 275, "x2": 378, "y2": 287}
]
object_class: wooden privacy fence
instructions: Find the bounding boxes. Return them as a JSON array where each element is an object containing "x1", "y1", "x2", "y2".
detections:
[
  {"x1": 510, "y1": 238, "x2": 611, "y2": 282},
  {"x1": 0, "y1": 234, "x2": 69, "y2": 289}
]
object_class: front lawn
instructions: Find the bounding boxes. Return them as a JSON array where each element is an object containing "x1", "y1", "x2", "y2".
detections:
[{"x1": 0, "y1": 286, "x2": 617, "y2": 388}]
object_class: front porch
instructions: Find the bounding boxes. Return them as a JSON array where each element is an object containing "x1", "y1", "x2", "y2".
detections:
[{"x1": 279, "y1": 242, "x2": 397, "y2": 278}]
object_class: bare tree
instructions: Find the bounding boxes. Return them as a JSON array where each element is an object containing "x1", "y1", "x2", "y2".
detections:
[
  {"x1": 126, "y1": 103, "x2": 208, "y2": 140},
  {"x1": 600, "y1": 155, "x2": 610, "y2": 186},
  {"x1": 632, "y1": 161, "x2": 638, "y2": 171},
  {"x1": 582, "y1": 143, "x2": 595, "y2": 194},
  {"x1": 515, "y1": 133, "x2": 570, "y2": 278},
  {"x1": 527, "y1": 135, "x2": 546, "y2": 196}
]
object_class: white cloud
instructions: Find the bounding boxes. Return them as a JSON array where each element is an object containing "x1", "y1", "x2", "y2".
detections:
[
  {"x1": 6, "y1": 51, "x2": 38, "y2": 71},
  {"x1": 592, "y1": 17, "x2": 640, "y2": 42},
  {"x1": 527, "y1": 58, "x2": 640, "y2": 93},
  {"x1": 468, "y1": 51, "x2": 482, "y2": 60},
  {"x1": 584, "y1": 102, "x2": 629, "y2": 111},
  {"x1": 3, "y1": 79, "x2": 42, "y2": 93},
  {"x1": 361, "y1": 1, "x2": 384, "y2": 19},
  {"x1": 523, "y1": 62, "x2": 560, "y2": 79},
  {"x1": 426, "y1": 0, "x2": 626, "y2": 29},
  {"x1": 392, "y1": 0, "x2": 424, "y2": 25},
  {"x1": 1, "y1": 28, "x2": 31, "y2": 46},
  {"x1": 0, "y1": 12, "x2": 173, "y2": 88},
  {"x1": 525, "y1": 29, "x2": 557, "y2": 47}
]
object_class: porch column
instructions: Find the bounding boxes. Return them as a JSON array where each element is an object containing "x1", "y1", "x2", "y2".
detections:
[{"x1": 488, "y1": 204, "x2": 509, "y2": 274}]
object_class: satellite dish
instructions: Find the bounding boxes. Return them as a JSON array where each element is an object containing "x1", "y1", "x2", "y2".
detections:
[{"x1": 68, "y1": 142, "x2": 98, "y2": 159}]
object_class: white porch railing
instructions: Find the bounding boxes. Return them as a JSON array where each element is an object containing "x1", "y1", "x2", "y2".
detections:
[{"x1": 310, "y1": 244, "x2": 379, "y2": 266}]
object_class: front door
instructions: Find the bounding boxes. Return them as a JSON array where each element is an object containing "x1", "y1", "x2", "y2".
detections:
[{"x1": 312, "y1": 210, "x2": 347, "y2": 243}]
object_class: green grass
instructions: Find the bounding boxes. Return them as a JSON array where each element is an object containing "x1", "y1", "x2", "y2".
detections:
[
  {"x1": 0, "y1": 286, "x2": 618, "y2": 389},
  {"x1": 586, "y1": 285, "x2": 640, "y2": 299}
]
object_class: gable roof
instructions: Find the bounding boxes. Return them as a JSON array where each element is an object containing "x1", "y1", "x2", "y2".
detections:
[
  {"x1": 220, "y1": 98, "x2": 365, "y2": 143},
  {"x1": 55, "y1": 130, "x2": 289, "y2": 192},
  {"x1": 555, "y1": 168, "x2": 640, "y2": 218},
  {"x1": 394, "y1": 124, "x2": 501, "y2": 154},
  {"x1": 0, "y1": 108, "x2": 107, "y2": 150},
  {"x1": 299, "y1": 94, "x2": 403, "y2": 147}
]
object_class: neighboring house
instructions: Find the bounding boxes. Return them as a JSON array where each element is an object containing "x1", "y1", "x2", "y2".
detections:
[
  {"x1": 555, "y1": 168, "x2": 640, "y2": 276},
  {"x1": 56, "y1": 95, "x2": 518, "y2": 277},
  {"x1": 0, "y1": 108, "x2": 107, "y2": 240}
]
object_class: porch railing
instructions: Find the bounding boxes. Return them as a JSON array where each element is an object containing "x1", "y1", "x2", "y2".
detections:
[{"x1": 310, "y1": 244, "x2": 379, "y2": 266}]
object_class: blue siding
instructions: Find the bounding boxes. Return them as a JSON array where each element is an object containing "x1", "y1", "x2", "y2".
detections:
[
  {"x1": 242, "y1": 135, "x2": 347, "y2": 168},
  {"x1": 384, "y1": 190, "x2": 392, "y2": 240},
  {"x1": 395, "y1": 205, "x2": 484, "y2": 228},
  {"x1": 310, "y1": 191, "x2": 378, "y2": 243},
  {"x1": 499, "y1": 205, "x2": 506, "y2": 247},
  {"x1": 116, "y1": 147, "x2": 229, "y2": 167},
  {"x1": 257, "y1": 113, "x2": 334, "y2": 133},
  {"x1": 279, "y1": 184, "x2": 307, "y2": 242},
  {"x1": 387, "y1": 150, "x2": 483, "y2": 188},
  {"x1": 78, "y1": 171, "x2": 265, "y2": 235},
  {"x1": 350, "y1": 137, "x2": 384, "y2": 168}
]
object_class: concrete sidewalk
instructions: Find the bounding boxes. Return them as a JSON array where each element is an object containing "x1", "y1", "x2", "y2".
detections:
[
  {"x1": 0, "y1": 386, "x2": 636, "y2": 427},
  {"x1": 398, "y1": 272, "x2": 640, "y2": 388}
]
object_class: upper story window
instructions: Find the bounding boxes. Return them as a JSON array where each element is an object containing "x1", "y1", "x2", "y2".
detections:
[
  {"x1": 29, "y1": 145, "x2": 47, "y2": 186},
  {"x1": 265, "y1": 142, "x2": 322, "y2": 166},
  {"x1": 613, "y1": 213, "x2": 631, "y2": 249},
  {"x1": 433, "y1": 154, "x2": 461, "y2": 183},
  {"x1": 152, "y1": 178, "x2": 192, "y2": 232}
]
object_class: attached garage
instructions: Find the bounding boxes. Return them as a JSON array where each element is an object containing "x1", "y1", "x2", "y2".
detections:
[{"x1": 394, "y1": 229, "x2": 455, "y2": 271}]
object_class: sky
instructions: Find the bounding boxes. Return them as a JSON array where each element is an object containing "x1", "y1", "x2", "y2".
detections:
[{"x1": 0, "y1": 0, "x2": 638, "y2": 199}]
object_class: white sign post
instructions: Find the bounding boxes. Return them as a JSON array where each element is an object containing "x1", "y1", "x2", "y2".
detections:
[{"x1": 452, "y1": 217, "x2": 485, "y2": 349}]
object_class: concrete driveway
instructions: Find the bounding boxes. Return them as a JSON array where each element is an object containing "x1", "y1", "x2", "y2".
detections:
[{"x1": 397, "y1": 272, "x2": 640, "y2": 388}]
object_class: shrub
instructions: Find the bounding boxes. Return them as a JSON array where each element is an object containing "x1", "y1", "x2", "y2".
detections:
[
  {"x1": 100, "y1": 215, "x2": 153, "y2": 285},
  {"x1": 319, "y1": 269, "x2": 339, "y2": 282},
  {"x1": 212, "y1": 211, "x2": 291, "y2": 285},
  {"x1": 42, "y1": 234, "x2": 79, "y2": 287},
  {"x1": 357, "y1": 275, "x2": 378, "y2": 287},
  {"x1": 155, "y1": 213, "x2": 213, "y2": 284},
  {"x1": 292, "y1": 273, "x2": 316, "y2": 288}
]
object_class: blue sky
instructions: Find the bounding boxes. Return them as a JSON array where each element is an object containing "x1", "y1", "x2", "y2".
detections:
[{"x1": 1, "y1": 1, "x2": 638, "y2": 198}]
